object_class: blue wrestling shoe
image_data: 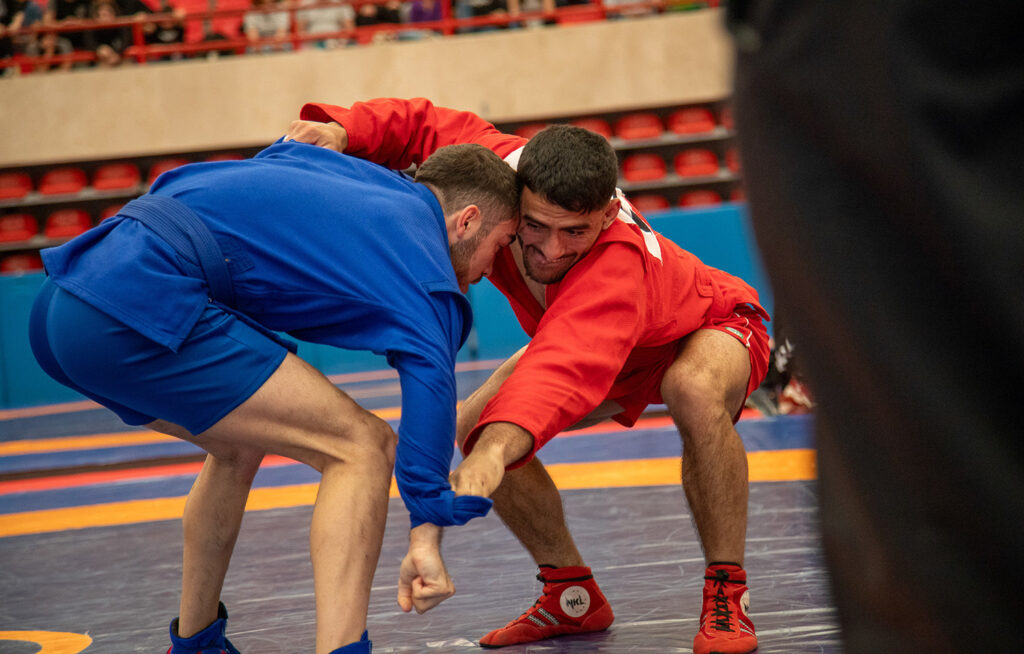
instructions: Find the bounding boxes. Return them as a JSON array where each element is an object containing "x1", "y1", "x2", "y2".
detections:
[
  {"x1": 328, "y1": 631, "x2": 371, "y2": 653},
  {"x1": 167, "y1": 601, "x2": 241, "y2": 654}
]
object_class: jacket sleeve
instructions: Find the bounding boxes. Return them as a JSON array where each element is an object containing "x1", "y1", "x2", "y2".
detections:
[
  {"x1": 299, "y1": 97, "x2": 527, "y2": 169},
  {"x1": 388, "y1": 294, "x2": 493, "y2": 528},
  {"x1": 463, "y1": 242, "x2": 648, "y2": 467}
]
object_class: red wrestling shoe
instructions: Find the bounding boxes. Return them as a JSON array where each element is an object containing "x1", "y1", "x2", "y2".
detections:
[
  {"x1": 479, "y1": 565, "x2": 614, "y2": 648},
  {"x1": 694, "y1": 563, "x2": 758, "y2": 654}
]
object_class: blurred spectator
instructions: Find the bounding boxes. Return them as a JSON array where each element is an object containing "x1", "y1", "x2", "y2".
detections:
[
  {"x1": 82, "y1": 0, "x2": 130, "y2": 67},
  {"x1": 730, "y1": 1, "x2": 1024, "y2": 651},
  {"x1": 297, "y1": 0, "x2": 354, "y2": 49},
  {"x1": 404, "y1": 0, "x2": 441, "y2": 39},
  {"x1": 24, "y1": 26, "x2": 75, "y2": 72},
  {"x1": 113, "y1": 0, "x2": 159, "y2": 45},
  {"x1": 506, "y1": 0, "x2": 552, "y2": 28},
  {"x1": 2, "y1": 0, "x2": 46, "y2": 62},
  {"x1": 48, "y1": 0, "x2": 90, "y2": 26},
  {"x1": 379, "y1": 0, "x2": 401, "y2": 22},
  {"x1": 144, "y1": 0, "x2": 185, "y2": 59},
  {"x1": 45, "y1": 0, "x2": 89, "y2": 53},
  {"x1": 353, "y1": 0, "x2": 399, "y2": 43},
  {"x1": 455, "y1": 0, "x2": 507, "y2": 32},
  {"x1": 116, "y1": 0, "x2": 153, "y2": 15},
  {"x1": 407, "y1": 0, "x2": 439, "y2": 23},
  {"x1": 4, "y1": 0, "x2": 61, "y2": 75},
  {"x1": 243, "y1": 0, "x2": 290, "y2": 52},
  {"x1": 353, "y1": 0, "x2": 376, "y2": 25},
  {"x1": 352, "y1": 0, "x2": 399, "y2": 24},
  {"x1": 1, "y1": 0, "x2": 18, "y2": 62}
]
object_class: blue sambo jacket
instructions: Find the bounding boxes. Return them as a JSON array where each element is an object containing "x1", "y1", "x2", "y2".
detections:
[{"x1": 41, "y1": 140, "x2": 492, "y2": 528}]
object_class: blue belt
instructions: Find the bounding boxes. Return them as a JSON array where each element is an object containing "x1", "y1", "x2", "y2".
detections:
[
  {"x1": 117, "y1": 195, "x2": 299, "y2": 355},
  {"x1": 118, "y1": 194, "x2": 236, "y2": 307}
]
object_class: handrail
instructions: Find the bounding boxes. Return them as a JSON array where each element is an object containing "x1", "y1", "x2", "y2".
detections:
[{"x1": 1, "y1": 0, "x2": 716, "y2": 70}]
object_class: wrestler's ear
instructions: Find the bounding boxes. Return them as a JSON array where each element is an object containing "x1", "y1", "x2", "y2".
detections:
[
  {"x1": 601, "y1": 197, "x2": 621, "y2": 230},
  {"x1": 454, "y1": 204, "x2": 482, "y2": 241}
]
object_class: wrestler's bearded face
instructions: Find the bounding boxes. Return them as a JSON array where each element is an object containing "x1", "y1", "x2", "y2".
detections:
[{"x1": 450, "y1": 217, "x2": 519, "y2": 292}]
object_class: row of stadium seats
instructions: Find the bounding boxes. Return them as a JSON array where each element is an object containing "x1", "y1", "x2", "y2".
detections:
[
  {"x1": 0, "y1": 153, "x2": 244, "y2": 201},
  {"x1": 0, "y1": 206, "x2": 122, "y2": 246},
  {"x1": 515, "y1": 106, "x2": 731, "y2": 142},
  {"x1": 0, "y1": 252, "x2": 44, "y2": 274},
  {"x1": 621, "y1": 147, "x2": 740, "y2": 183},
  {"x1": 0, "y1": 104, "x2": 740, "y2": 274},
  {"x1": 0, "y1": 187, "x2": 739, "y2": 269},
  {"x1": 629, "y1": 187, "x2": 743, "y2": 214}
]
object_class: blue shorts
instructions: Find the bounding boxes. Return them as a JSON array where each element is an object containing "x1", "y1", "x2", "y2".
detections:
[{"x1": 29, "y1": 278, "x2": 288, "y2": 435}]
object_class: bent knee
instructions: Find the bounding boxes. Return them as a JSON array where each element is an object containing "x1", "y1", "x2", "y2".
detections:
[
  {"x1": 662, "y1": 369, "x2": 743, "y2": 434},
  {"x1": 212, "y1": 446, "x2": 266, "y2": 483},
  {"x1": 336, "y1": 412, "x2": 397, "y2": 470}
]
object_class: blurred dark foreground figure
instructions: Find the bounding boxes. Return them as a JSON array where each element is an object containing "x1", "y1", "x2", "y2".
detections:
[{"x1": 728, "y1": 1, "x2": 1024, "y2": 652}]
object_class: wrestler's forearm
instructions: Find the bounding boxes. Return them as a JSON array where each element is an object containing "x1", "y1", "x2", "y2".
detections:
[{"x1": 450, "y1": 422, "x2": 533, "y2": 498}]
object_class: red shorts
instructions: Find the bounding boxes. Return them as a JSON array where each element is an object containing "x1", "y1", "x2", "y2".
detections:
[{"x1": 605, "y1": 303, "x2": 771, "y2": 427}]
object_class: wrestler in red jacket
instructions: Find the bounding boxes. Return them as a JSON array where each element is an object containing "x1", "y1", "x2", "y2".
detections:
[{"x1": 290, "y1": 97, "x2": 770, "y2": 654}]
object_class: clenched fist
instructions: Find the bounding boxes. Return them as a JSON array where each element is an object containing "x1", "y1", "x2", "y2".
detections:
[{"x1": 284, "y1": 120, "x2": 349, "y2": 152}]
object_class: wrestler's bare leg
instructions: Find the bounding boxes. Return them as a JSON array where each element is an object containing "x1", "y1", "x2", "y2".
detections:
[
  {"x1": 151, "y1": 352, "x2": 396, "y2": 654},
  {"x1": 660, "y1": 329, "x2": 752, "y2": 565}
]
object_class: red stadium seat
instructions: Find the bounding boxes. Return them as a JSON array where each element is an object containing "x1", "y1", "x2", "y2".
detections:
[
  {"x1": 668, "y1": 107, "x2": 716, "y2": 135},
  {"x1": 628, "y1": 194, "x2": 670, "y2": 214},
  {"x1": 720, "y1": 105, "x2": 734, "y2": 130},
  {"x1": 679, "y1": 190, "x2": 723, "y2": 208},
  {"x1": 514, "y1": 123, "x2": 549, "y2": 140},
  {"x1": 570, "y1": 118, "x2": 613, "y2": 139},
  {"x1": 0, "y1": 172, "x2": 33, "y2": 200},
  {"x1": 100, "y1": 204, "x2": 124, "y2": 221},
  {"x1": 674, "y1": 149, "x2": 720, "y2": 177},
  {"x1": 38, "y1": 167, "x2": 87, "y2": 195},
  {"x1": 1, "y1": 252, "x2": 44, "y2": 274},
  {"x1": 622, "y1": 153, "x2": 667, "y2": 182},
  {"x1": 93, "y1": 163, "x2": 141, "y2": 191},
  {"x1": 0, "y1": 213, "x2": 39, "y2": 243},
  {"x1": 614, "y1": 112, "x2": 663, "y2": 141},
  {"x1": 44, "y1": 208, "x2": 92, "y2": 239},
  {"x1": 148, "y1": 158, "x2": 190, "y2": 186},
  {"x1": 730, "y1": 187, "x2": 745, "y2": 202},
  {"x1": 725, "y1": 147, "x2": 741, "y2": 173}
]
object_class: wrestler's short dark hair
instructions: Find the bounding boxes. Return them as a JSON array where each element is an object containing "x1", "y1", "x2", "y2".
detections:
[
  {"x1": 415, "y1": 143, "x2": 520, "y2": 230},
  {"x1": 517, "y1": 124, "x2": 618, "y2": 214}
]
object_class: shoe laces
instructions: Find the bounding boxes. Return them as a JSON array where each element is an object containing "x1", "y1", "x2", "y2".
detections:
[
  {"x1": 510, "y1": 569, "x2": 595, "y2": 622},
  {"x1": 518, "y1": 572, "x2": 558, "y2": 618},
  {"x1": 707, "y1": 569, "x2": 735, "y2": 632}
]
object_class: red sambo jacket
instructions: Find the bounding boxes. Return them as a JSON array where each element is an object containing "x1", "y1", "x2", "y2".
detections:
[{"x1": 301, "y1": 97, "x2": 769, "y2": 465}]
